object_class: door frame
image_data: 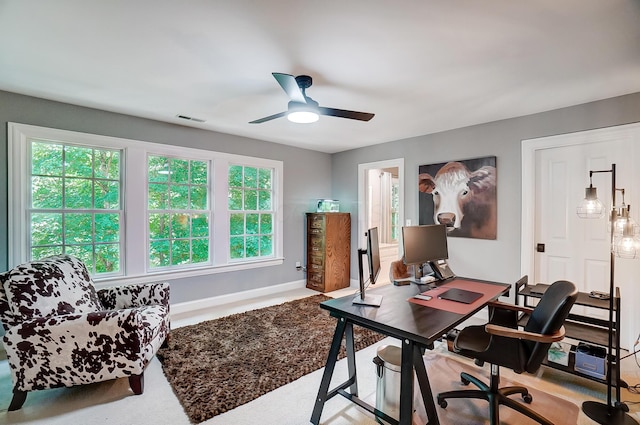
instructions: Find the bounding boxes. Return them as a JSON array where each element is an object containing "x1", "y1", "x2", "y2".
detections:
[
  {"x1": 521, "y1": 122, "x2": 640, "y2": 279},
  {"x1": 357, "y1": 158, "x2": 405, "y2": 250}
]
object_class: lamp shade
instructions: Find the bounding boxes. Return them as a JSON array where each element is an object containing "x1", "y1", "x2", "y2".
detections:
[{"x1": 577, "y1": 187, "x2": 605, "y2": 218}]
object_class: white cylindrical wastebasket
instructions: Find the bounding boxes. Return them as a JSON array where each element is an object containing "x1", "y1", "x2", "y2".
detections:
[{"x1": 373, "y1": 345, "x2": 402, "y2": 424}]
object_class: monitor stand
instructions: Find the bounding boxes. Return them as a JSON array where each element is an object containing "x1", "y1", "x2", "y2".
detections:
[{"x1": 352, "y1": 293, "x2": 383, "y2": 307}]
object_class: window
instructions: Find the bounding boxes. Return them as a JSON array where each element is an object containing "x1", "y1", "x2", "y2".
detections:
[
  {"x1": 148, "y1": 156, "x2": 211, "y2": 269},
  {"x1": 9, "y1": 123, "x2": 284, "y2": 284},
  {"x1": 228, "y1": 165, "x2": 273, "y2": 260},
  {"x1": 29, "y1": 141, "x2": 122, "y2": 275}
]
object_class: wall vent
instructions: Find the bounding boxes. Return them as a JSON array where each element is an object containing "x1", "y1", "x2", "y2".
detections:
[{"x1": 176, "y1": 114, "x2": 206, "y2": 123}]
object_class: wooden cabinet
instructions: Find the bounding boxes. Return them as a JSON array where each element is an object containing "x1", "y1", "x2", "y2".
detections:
[{"x1": 306, "y1": 212, "x2": 351, "y2": 292}]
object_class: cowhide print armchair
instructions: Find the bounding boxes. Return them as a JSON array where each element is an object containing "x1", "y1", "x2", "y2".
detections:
[{"x1": 0, "y1": 254, "x2": 170, "y2": 411}]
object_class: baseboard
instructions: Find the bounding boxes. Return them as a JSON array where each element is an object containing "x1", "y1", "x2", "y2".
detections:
[{"x1": 170, "y1": 279, "x2": 308, "y2": 316}]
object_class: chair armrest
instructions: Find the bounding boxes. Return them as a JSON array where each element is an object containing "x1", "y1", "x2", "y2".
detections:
[
  {"x1": 485, "y1": 323, "x2": 566, "y2": 343},
  {"x1": 488, "y1": 300, "x2": 534, "y2": 315},
  {"x1": 97, "y1": 282, "x2": 170, "y2": 310}
]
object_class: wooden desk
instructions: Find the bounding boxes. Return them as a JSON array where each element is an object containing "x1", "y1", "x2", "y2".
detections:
[{"x1": 310, "y1": 278, "x2": 510, "y2": 425}]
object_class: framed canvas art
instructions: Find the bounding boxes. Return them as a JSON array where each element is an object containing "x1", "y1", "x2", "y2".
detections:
[{"x1": 418, "y1": 156, "x2": 497, "y2": 240}]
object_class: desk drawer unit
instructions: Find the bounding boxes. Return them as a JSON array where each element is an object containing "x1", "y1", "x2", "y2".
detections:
[{"x1": 306, "y1": 212, "x2": 350, "y2": 292}]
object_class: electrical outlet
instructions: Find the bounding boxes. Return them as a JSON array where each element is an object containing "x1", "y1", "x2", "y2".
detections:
[
  {"x1": 406, "y1": 219, "x2": 412, "y2": 226},
  {"x1": 295, "y1": 261, "x2": 301, "y2": 268}
]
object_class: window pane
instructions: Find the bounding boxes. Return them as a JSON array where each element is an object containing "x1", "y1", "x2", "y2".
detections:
[
  {"x1": 170, "y1": 185, "x2": 189, "y2": 210},
  {"x1": 148, "y1": 183, "x2": 169, "y2": 209},
  {"x1": 246, "y1": 236, "x2": 259, "y2": 257},
  {"x1": 65, "y1": 178, "x2": 93, "y2": 209},
  {"x1": 149, "y1": 213, "x2": 170, "y2": 239},
  {"x1": 230, "y1": 213, "x2": 244, "y2": 235},
  {"x1": 31, "y1": 213, "x2": 62, "y2": 246},
  {"x1": 192, "y1": 214, "x2": 209, "y2": 237},
  {"x1": 260, "y1": 214, "x2": 273, "y2": 234},
  {"x1": 64, "y1": 146, "x2": 93, "y2": 177},
  {"x1": 95, "y1": 213, "x2": 119, "y2": 243},
  {"x1": 32, "y1": 142, "x2": 63, "y2": 176},
  {"x1": 192, "y1": 238, "x2": 209, "y2": 263},
  {"x1": 258, "y1": 168, "x2": 271, "y2": 189},
  {"x1": 95, "y1": 244, "x2": 119, "y2": 273},
  {"x1": 229, "y1": 165, "x2": 243, "y2": 187},
  {"x1": 65, "y1": 213, "x2": 93, "y2": 244},
  {"x1": 170, "y1": 158, "x2": 190, "y2": 184},
  {"x1": 171, "y1": 213, "x2": 190, "y2": 238},
  {"x1": 258, "y1": 190, "x2": 271, "y2": 210},
  {"x1": 150, "y1": 240, "x2": 170, "y2": 267},
  {"x1": 31, "y1": 246, "x2": 62, "y2": 260},
  {"x1": 66, "y1": 244, "x2": 93, "y2": 268},
  {"x1": 32, "y1": 176, "x2": 63, "y2": 208},
  {"x1": 190, "y1": 185, "x2": 207, "y2": 210},
  {"x1": 171, "y1": 240, "x2": 190, "y2": 265},
  {"x1": 230, "y1": 236, "x2": 244, "y2": 259},
  {"x1": 228, "y1": 188, "x2": 242, "y2": 210},
  {"x1": 246, "y1": 213, "x2": 259, "y2": 234},
  {"x1": 244, "y1": 167, "x2": 257, "y2": 188},
  {"x1": 244, "y1": 190, "x2": 257, "y2": 210},
  {"x1": 148, "y1": 156, "x2": 170, "y2": 182},
  {"x1": 94, "y1": 150, "x2": 120, "y2": 179},
  {"x1": 95, "y1": 180, "x2": 120, "y2": 209},
  {"x1": 260, "y1": 235, "x2": 273, "y2": 256},
  {"x1": 191, "y1": 161, "x2": 208, "y2": 185}
]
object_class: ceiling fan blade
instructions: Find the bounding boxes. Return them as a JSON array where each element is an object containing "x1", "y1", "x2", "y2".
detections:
[
  {"x1": 272, "y1": 73, "x2": 306, "y2": 103},
  {"x1": 318, "y1": 107, "x2": 375, "y2": 121},
  {"x1": 249, "y1": 111, "x2": 287, "y2": 124}
]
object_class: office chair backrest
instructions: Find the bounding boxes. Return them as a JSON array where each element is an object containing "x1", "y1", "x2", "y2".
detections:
[{"x1": 522, "y1": 279, "x2": 578, "y2": 373}]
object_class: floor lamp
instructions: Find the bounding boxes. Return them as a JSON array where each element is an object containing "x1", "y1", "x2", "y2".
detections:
[{"x1": 577, "y1": 163, "x2": 639, "y2": 425}]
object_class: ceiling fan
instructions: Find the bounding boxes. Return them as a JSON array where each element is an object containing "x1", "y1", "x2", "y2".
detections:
[{"x1": 249, "y1": 73, "x2": 375, "y2": 124}]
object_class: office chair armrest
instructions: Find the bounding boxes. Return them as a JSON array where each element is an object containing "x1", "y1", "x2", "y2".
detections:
[
  {"x1": 487, "y1": 300, "x2": 534, "y2": 315},
  {"x1": 485, "y1": 323, "x2": 566, "y2": 343}
]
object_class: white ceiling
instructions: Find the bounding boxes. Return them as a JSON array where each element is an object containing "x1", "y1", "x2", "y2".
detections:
[{"x1": 1, "y1": 1, "x2": 639, "y2": 153}]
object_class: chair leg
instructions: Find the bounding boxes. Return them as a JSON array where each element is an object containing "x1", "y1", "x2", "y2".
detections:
[
  {"x1": 161, "y1": 333, "x2": 170, "y2": 349},
  {"x1": 437, "y1": 366, "x2": 553, "y2": 425},
  {"x1": 129, "y1": 373, "x2": 144, "y2": 395},
  {"x1": 8, "y1": 390, "x2": 27, "y2": 411}
]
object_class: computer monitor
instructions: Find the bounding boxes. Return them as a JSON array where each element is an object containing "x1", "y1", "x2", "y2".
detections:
[
  {"x1": 353, "y1": 227, "x2": 383, "y2": 306},
  {"x1": 402, "y1": 224, "x2": 453, "y2": 280}
]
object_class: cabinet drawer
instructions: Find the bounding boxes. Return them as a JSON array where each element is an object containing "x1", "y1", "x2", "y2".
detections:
[
  {"x1": 308, "y1": 227, "x2": 325, "y2": 236},
  {"x1": 308, "y1": 272, "x2": 324, "y2": 285},
  {"x1": 309, "y1": 254, "x2": 324, "y2": 267},
  {"x1": 309, "y1": 215, "x2": 325, "y2": 229},
  {"x1": 309, "y1": 235, "x2": 325, "y2": 250},
  {"x1": 308, "y1": 262, "x2": 324, "y2": 273}
]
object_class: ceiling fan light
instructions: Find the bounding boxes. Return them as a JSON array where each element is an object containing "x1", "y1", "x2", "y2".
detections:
[{"x1": 288, "y1": 110, "x2": 319, "y2": 123}]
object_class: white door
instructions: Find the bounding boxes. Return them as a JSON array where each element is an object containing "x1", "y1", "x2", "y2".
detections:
[{"x1": 524, "y1": 124, "x2": 640, "y2": 349}]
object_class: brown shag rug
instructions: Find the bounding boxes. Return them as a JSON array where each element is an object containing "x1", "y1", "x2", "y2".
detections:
[{"x1": 157, "y1": 294, "x2": 385, "y2": 423}]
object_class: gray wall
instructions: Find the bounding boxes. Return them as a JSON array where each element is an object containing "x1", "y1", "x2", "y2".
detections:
[
  {"x1": 332, "y1": 92, "x2": 640, "y2": 285},
  {"x1": 0, "y1": 90, "x2": 332, "y2": 304}
]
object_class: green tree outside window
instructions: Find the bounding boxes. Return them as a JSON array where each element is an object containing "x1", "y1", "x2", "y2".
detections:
[
  {"x1": 29, "y1": 141, "x2": 122, "y2": 275},
  {"x1": 228, "y1": 165, "x2": 274, "y2": 259}
]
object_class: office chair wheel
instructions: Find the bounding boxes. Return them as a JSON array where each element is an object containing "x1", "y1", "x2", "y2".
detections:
[
  {"x1": 523, "y1": 393, "x2": 533, "y2": 403},
  {"x1": 461, "y1": 376, "x2": 470, "y2": 385},
  {"x1": 437, "y1": 397, "x2": 448, "y2": 408}
]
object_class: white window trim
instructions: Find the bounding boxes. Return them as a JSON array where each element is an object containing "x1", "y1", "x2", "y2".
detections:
[{"x1": 8, "y1": 123, "x2": 284, "y2": 286}]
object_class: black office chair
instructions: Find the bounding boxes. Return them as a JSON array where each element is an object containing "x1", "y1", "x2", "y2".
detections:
[{"x1": 436, "y1": 279, "x2": 578, "y2": 425}]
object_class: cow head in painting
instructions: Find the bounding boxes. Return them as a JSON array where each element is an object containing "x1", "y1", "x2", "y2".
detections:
[{"x1": 419, "y1": 161, "x2": 497, "y2": 239}]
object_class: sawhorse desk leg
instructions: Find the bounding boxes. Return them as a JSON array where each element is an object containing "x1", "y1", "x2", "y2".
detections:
[{"x1": 310, "y1": 318, "x2": 357, "y2": 424}]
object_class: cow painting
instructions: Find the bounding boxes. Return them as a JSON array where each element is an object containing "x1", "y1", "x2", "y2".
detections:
[{"x1": 418, "y1": 157, "x2": 497, "y2": 239}]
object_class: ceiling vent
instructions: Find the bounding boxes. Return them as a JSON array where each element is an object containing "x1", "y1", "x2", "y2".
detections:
[{"x1": 176, "y1": 114, "x2": 206, "y2": 123}]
